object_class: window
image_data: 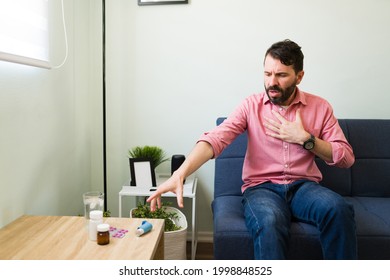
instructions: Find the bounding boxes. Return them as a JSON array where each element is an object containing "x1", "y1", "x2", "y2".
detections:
[{"x1": 0, "y1": 0, "x2": 50, "y2": 69}]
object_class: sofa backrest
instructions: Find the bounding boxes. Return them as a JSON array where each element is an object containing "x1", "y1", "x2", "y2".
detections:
[{"x1": 214, "y1": 118, "x2": 390, "y2": 198}]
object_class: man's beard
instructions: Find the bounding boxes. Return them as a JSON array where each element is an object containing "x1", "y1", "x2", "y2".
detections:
[{"x1": 265, "y1": 83, "x2": 297, "y2": 106}]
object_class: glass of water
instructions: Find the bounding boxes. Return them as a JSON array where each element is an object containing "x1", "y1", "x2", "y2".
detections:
[{"x1": 82, "y1": 191, "x2": 104, "y2": 229}]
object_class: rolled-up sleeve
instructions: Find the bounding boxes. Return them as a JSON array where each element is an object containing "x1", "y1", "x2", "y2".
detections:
[
  {"x1": 197, "y1": 121, "x2": 245, "y2": 158},
  {"x1": 329, "y1": 141, "x2": 355, "y2": 168},
  {"x1": 321, "y1": 107, "x2": 355, "y2": 168},
  {"x1": 197, "y1": 99, "x2": 249, "y2": 158}
]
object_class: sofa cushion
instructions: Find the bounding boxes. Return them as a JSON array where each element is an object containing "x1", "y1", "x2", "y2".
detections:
[
  {"x1": 346, "y1": 119, "x2": 390, "y2": 159},
  {"x1": 212, "y1": 195, "x2": 390, "y2": 259},
  {"x1": 315, "y1": 159, "x2": 352, "y2": 196},
  {"x1": 351, "y1": 160, "x2": 390, "y2": 197},
  {"x1": 211, "y1": 196, "x2": 253, "y2": 260},
  {"x1": 214, "y1": 158, "x2": 244, "y2": 197},
  {"x1": 344, "y1": 119, "x2": 390, "y2": 197},
  {"x1": 346, "y1": 197, "x2": 390, "y2": 259},
  {"x1": 212, "y1": 195, "x2": 323, "y2": 259},
  {"x1": 347, "y1": 197, "x2": 390, "y2": 235}
]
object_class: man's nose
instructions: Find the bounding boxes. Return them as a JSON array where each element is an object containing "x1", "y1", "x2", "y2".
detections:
[{"x1": 268, "y1": 75, "x2": 278, "y2": 87}]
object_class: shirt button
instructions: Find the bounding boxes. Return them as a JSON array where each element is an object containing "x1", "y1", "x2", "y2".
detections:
[{"x1": 284, "y1": 164, "x2": 288, "y2": 168}]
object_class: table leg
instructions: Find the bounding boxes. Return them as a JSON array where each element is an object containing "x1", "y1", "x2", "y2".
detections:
[
  {"x1": 191, "y1": 195, "x2": 197, "y2": 260},
  {"x1": 119, "y1": 194, "x2": 122, "y2": 218}
]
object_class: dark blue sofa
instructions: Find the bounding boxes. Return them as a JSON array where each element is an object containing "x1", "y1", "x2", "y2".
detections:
[{"x1": 212, "y1": 118, "x2": 390, "y2": 259}]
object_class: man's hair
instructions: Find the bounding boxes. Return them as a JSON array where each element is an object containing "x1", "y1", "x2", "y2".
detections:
[{"x1": 264, "y1": 39, "x2": 304, "y2": 73}]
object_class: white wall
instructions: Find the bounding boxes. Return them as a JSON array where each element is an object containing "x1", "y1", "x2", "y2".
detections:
[
  {"x1": 1, "y1": 0, "x2": 390, "y2": 238},
  {"x1": 0, "y1": 0, "x2": 102, "y2": 228},
  {"x1": 104, "y1": 0, "x2": 390, "y2": 237}
]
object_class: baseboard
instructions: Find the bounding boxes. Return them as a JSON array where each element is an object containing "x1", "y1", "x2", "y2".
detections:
[{"x1": 187, "y1": 231, "x2": 213, "y2": 243}]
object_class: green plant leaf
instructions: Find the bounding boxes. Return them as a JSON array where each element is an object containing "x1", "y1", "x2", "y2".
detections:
[
  {"x1": 128, "y1": 145, "x2": 169, "y2": 168},
  {"x1": 132, "y1": 202, "x2": 181, "y2": 232}
]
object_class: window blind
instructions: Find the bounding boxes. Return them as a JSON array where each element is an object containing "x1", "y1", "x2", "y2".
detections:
[{"x1": 0, "y1": 0, "x2": 50, "y2": 69}]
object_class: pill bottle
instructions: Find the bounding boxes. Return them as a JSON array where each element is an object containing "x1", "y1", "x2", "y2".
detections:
[
  {"x1": 97, "y1": 223, "x2": 110, "y2": 245},
  {"x1": 89, "y1": 210, "x2": 103, "y2": 241}
]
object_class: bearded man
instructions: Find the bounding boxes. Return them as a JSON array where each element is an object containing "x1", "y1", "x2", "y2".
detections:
[{"x1": 148, "y1": 39, "x2": 357, "y2": 260}]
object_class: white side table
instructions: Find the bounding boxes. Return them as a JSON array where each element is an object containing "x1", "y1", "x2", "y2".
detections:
[{"x1": 118, "y1": 174, "x2": 198, "y2": 260}]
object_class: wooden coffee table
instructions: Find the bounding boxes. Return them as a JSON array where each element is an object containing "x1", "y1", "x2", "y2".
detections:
[{"x1": 0, "y1": 215, "x2": 164, "y2": 260}]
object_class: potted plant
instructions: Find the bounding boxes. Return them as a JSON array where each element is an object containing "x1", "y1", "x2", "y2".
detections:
[
  {"x1": 128, "y1": 145, "x2": 169, "y2": 170},
  {"x1": 131, "y1": 202, "x2": 188, "y2": 260},
  {"x1": 128, "y1": 146, "x2": 169, "y2": 186}
]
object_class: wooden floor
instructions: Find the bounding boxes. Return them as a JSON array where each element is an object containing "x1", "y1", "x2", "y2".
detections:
[{"x1": 186, "y1": 241, "x2": 213, "y2": 260}]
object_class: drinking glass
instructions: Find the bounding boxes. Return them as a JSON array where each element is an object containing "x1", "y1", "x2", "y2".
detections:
[{"x1": 82, "y1": 191, "x2": 104, "y2": 229}]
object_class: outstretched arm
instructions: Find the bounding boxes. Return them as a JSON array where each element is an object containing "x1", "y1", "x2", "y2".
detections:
[{"x1": 147, "y1": 141, "x2": 214, "y2": 211}]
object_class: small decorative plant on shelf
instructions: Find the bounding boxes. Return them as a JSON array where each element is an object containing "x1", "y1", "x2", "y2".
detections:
[
  {"x1": 131, "y1": 202, "x2": 181, "y2": 232},
  {"x1": 128, "y1": 145, "x2": 169, "y2": 169}
]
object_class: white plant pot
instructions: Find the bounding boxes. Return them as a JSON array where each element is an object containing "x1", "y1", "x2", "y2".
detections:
[{"x1": 130, "y1": 206, "x2": 188, "y2": 260}]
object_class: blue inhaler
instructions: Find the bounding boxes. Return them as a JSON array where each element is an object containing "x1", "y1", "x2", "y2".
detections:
[{"x1": 136, "y1": 221, "x2": 153, "y2": 237}]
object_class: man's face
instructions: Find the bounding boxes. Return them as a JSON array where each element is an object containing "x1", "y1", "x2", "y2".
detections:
[{"x1": 263, "y1": 54, "x2": 304, "y2": 106}]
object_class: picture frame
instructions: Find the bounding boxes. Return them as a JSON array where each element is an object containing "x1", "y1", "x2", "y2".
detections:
[
  {"x1": 138, "y1": 0, "x2": 188, "y2": 6},
  {"x1": 129, "y1": 158, "x2": 157, "y2": 187}
]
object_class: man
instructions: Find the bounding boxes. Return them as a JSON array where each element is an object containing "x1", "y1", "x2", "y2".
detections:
[{"x1": 147, "y1": 39, "x2": 357, "y2": 259}]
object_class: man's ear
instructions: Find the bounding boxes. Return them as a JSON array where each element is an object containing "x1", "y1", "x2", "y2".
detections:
[{"x1": 296, "y1": 70, "x2": 304, "y2": 85}]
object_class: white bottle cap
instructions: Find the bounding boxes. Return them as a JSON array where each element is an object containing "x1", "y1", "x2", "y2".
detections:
[
  {"x1": 97, "y1": 223, "x2": 110, "y2": 232},
  {"x1": 136, "y1": 228, "x2": 144, "y2": 237}
]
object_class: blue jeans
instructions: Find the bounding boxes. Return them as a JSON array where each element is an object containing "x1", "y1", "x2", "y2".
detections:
[{"x1": 242, "y1": 180, "x2": 357, "y2": 259}]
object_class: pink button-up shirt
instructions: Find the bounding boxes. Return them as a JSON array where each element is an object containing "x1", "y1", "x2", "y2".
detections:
[{"x1": 198, "y1": 88, "x2": 355, "y2": 193}]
